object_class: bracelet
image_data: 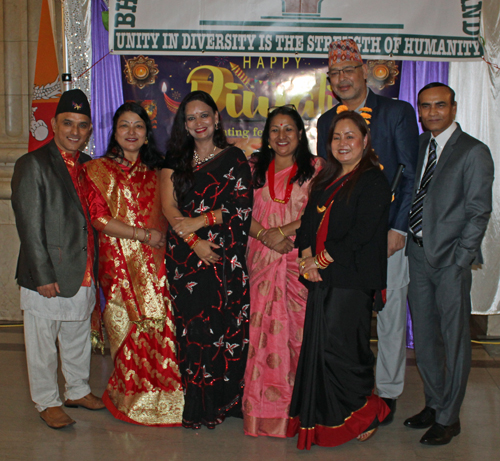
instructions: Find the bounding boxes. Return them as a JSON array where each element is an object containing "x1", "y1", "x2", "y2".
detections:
[
  {"x1": 203, "y1": 211, "x2": 217, "y2": 227},
  {"x1": 190, "y1": 237, "x2": 201, "y2": 249},
  {"x1": 256, "y1": 228, "x2": 265, "y2": 240},
  {"x1": 315, "y1": 250, "x2": 332, "y2": 269},
  {"x1": 184, "y1": 233, "x2": 200, "y2": 249},
  {"x1": 210, "y1": 210, "x2": 217, "y2": 225},
  {"x1": 140, "y1": 228, "x2": 152, "y2": 244},
  {"x1": 183, "y1": 232, "x2": 195, "y2": 242},
  {"x1": 278, "y1": 226, "x2": 286, "y2": 238}
]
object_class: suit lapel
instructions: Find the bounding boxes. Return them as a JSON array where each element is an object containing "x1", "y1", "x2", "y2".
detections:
[
  {"x1": 429, "y1": 125, "x2": 462, "y2": 188},
  {"x1": 48, "y1": 141, "x2": 85, "y2": 216}
]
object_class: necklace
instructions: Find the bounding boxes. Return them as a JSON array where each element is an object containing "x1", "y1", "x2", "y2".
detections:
[
  {"x1": 316, "y1": 168, "x2": 358, "y2": 213},
  {"x1": 268, "y1": 159, "x2": 298, "y2": 204},
  {"x1": 193, "y1": 145, "x2": 217, "y2": 166}
]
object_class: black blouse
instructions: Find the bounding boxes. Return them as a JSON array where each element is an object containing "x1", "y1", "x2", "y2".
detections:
[{"x1": 296, "y1": 167, "x2": 391, "y2": 290}]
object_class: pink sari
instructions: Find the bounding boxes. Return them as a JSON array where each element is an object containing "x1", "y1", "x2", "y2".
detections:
[{"x1": 243, "y1": 158, "x2": 321, "y2": 437}]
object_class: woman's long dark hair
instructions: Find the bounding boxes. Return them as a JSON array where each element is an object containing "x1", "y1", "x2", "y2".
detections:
[
  {"x1": 251, "y1": 106, "x2": 315, "y2": 189},
  {"x1": 105, "y1": 102, "x2": 163, "y2": 170},
  {"x1": 166, "y1": 91, "x2": 230, "y2": 202},
  {"x1": 310, "y1": 111, "x2": 380, "y2": 196}
]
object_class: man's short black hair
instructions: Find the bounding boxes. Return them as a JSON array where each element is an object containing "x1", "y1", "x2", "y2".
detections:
[{"x1": 418, "y1": 82, "x2": 456, "y2": 105}]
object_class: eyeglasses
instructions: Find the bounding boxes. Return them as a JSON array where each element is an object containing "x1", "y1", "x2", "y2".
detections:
[
  {"x1": 327, "y1": 64, "x2": 363, "y2": 79},
  {"x1": 268, "y1": 104, "x2": 297, "y2": 115}
]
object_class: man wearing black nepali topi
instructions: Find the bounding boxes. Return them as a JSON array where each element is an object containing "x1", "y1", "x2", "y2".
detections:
[{"x1": 11, "y1": 89, "x2": 104, "y2": 429}]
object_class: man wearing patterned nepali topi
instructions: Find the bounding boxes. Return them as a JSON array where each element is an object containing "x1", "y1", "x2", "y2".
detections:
[
  {"x1": 317, "y1": 39, "x2": 419, "y2": 425},
  {"x1": 11, "y1": 89, "x2": 104, "y2": 429}
]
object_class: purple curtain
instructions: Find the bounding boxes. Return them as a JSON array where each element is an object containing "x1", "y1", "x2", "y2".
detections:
[
  {"x1": 399, "y1": 61, "x2": 449, "y2": 134},
  {"x1": 91, "y1": 0, "x2": 123, "y2": 158},
  {"x1": 398, "y1": 61, "x2": 449, "y2": 349}
]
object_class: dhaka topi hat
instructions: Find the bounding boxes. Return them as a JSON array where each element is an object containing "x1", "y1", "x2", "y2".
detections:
[
  {"x1": 55, "y1": 89, "x2": 91, "y2": 118},
  {"x1": 328, "y1": 39, "x2": 363, "y2": 67}
]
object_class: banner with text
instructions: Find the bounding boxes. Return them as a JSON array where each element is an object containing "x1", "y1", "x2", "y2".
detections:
[
  {"x1": 120, "y1": 55, "x2": 402, "y2": 156},
  {"x1": 110, "y1": 0, "x2": 483, "y2": 61}
]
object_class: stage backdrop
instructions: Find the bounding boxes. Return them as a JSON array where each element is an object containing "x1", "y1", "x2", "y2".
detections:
[
  {"x1": 121, "y1": 54, "x2": 401, "y2": 155},
  {"x1": 109, "y1": 0, "x2": 483, "y2": 60}
]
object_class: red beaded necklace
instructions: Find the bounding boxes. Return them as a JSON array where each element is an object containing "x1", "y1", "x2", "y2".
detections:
[{"x1": 268, "y1": 159, "x2": 298, "y2": 204}]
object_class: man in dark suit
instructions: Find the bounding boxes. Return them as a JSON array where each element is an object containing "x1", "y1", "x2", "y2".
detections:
[
  {"x1": 317, "y1": 39, "x2": 419, "y2": 424},
  {"x1": 11, "y1": 89, "x2": 104, "y2": 429},
  {"x1": 405, "y1": 83, "x2": 493, "y2": 445}
]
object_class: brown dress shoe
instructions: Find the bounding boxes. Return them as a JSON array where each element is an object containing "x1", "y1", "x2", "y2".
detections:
[
  {"x1": 64, "y1": 393, "x2": 105, "y2": 411},
  {"x1": 40, "y1": 406, "x2": 76, "y2": 429}
]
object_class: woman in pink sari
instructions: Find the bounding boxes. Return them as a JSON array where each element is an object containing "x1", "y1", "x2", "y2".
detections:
[{"x1": 243, "y1": 105, "x2": 322, "y2": 437}]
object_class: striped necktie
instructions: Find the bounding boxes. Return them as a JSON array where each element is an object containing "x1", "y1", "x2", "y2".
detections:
[{"x1": 409, "y1": 139, "x2": 437, "y2": 235}]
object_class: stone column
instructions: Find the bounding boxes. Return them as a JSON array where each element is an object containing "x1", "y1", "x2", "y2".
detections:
[{"x1": 0, "y1": 0, "x2": 43, "y2": 320}]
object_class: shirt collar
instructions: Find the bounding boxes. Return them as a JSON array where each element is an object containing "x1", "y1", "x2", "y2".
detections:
[{"x1": 432, "y1": 121, "x2": 458, "y2": 149}]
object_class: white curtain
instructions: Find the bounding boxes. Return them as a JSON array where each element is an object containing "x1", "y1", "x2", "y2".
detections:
[{"x1": 449, "y1": 0, "x2": 500, "y2": 314}]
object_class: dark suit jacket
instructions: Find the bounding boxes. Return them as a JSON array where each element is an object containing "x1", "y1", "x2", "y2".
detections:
[
  {"x1": 410, "y1": 125, "x2": 494, "y2": 268},
  {"x1": 317, "y1": 90, "x2": 419, "y2": 233},
  {"x1": 297, "y1": 168, "x2": 391, "y2": 290},
  {"x1": 11, "y1": 139, "x2": 97, "y2": 297}
]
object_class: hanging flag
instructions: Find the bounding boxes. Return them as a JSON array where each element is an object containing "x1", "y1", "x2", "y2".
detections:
[{"x1": 29, "y1": 0, "x2": 61, "y2": 151}]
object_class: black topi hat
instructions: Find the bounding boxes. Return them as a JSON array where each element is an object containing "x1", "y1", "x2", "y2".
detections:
[{"x1": 55, "y1": 89, "x2": 91, "y2": 118}]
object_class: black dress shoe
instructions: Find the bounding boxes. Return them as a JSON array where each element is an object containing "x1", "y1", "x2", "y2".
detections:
[
  {"x1": 420, "y1": 421, "x2": 461, "y2": 445},
  {"x1": 379, "y1": 398, "x2": 396, "y2": 426},
  {"x1": 404, "y1": 406, "x2": 436, "y2": 429}
]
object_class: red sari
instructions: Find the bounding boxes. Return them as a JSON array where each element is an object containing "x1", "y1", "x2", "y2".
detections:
[{"x1": 84, "y1": 157, "x2": 183, "y2": 426}]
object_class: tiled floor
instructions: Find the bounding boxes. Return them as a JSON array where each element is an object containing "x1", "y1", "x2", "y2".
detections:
[{"x1": 1, "y1": 324, "x2": 499, "y2": 461}]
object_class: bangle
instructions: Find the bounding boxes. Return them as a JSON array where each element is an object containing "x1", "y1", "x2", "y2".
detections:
[
  {"x1": 132, "y1": 227, "x2": 138, "y2": 240},
  {"x1": 140, "y1": 228, "x2": 152, "y2": 243},
  {"x1": 203, "y1": 211, "x2": 216, "y2": 227},
  {"x1": 315, "y1": 250, "x2": 332, "y2": 269},
  {"x1": 278, "y1": 226, "x2": 286, "y2": 238},
  {"x1": 190, "y1": 237, "x2": 201, "y2": 249},
  {"x1": 256, "y1": 228, "x2": 265, "y2": 240},
  {"x1": 184, "y1": 233, "x2": 200, "y2": 248}
]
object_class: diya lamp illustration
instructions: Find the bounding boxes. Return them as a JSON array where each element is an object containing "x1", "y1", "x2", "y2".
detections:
[
  {"x1": 161, "y1": 82, "x2": 180, "y2": 114},
  {"x1": 366, "y1": 60, "x2": 400, "y2": 90},
  {"x1": 124, "y1": 55, "x2": 159, "y2": 89}
]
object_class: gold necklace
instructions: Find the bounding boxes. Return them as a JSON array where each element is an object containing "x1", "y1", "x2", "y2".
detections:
[{"x1": 193, "y1": 145, "x2": 217, "y2": 166}]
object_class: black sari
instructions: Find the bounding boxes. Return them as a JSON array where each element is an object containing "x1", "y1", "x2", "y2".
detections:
[
  {"x1": 287, "y1": 167, "x2": 391, "y2": 449},
  {"x1": 165, "y1": 147, "x2": 253, "y2": 429}
]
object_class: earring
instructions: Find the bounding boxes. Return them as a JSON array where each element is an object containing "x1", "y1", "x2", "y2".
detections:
[
  {"x1": 186, "y1": 130, "x2": 190, "y2": 136},
  {"x1": 215, "y1": 122, "x2": 219, "y2": 130},
  {"x1": 144, "y1": 139, "x2": 148, "y2": 145},
  {"x1": 268, "y1": 144, "x2": 272, "y2": 150}
]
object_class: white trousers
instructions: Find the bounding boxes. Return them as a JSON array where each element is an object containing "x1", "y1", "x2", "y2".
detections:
[
  {"x1": 376, "y1": 246, "x2": 409, "y2": 399},
  {"x1": 23, "y1": 311, "x2": 92, "y2": 412}
]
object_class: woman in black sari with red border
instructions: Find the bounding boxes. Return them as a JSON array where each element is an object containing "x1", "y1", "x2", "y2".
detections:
[{"x1": 286, "y1": 111, "x2": 391, "y2": 449}]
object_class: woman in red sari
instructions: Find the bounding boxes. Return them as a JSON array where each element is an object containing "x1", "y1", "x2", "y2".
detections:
[
  {"x1": 242, "y1": 105, "x2": 322, "y2": 438},
  {"x1": 84, "y1": 102, "x2": 183, "y2": 426}
]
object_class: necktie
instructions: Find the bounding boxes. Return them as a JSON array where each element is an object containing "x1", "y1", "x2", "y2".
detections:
[{"x1": 409, "y1": 139, "x2": 437, "y2": 235}]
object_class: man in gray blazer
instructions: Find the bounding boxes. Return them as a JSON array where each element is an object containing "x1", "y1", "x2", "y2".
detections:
[
  {"x1": 405, "y1": 83, "x2": 494, "y2": 445},
  {"x1": 11, "y1": 89, "x2": 104, "y2": 429}
]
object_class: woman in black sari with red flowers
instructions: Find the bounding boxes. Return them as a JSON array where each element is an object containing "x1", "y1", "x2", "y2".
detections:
[{"x1": 161, "y1": 91, "x2": 252, "y2": 430}]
